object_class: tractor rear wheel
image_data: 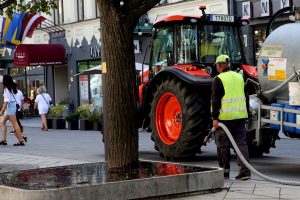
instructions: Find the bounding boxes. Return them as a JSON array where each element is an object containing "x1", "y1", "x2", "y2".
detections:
[{"x1": 150, "y1": 77, "x2": 210, "y2": 160}]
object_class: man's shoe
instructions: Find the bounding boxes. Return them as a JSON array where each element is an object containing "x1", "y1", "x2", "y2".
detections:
[
  {"x1": 235, "y1": 171, "x2": 251, "y2": 180},
  {"x1": 224, "y1": 173, "x2": 229, "y2": 179}
]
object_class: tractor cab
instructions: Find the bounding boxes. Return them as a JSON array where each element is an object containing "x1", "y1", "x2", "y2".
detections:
[{"x1": 148, "y1": 7, "x2": 248, "y2": 79}]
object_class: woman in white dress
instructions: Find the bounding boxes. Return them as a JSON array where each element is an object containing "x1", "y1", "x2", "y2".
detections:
[
  {"x1": 0, "y1": 75, "x2": 25, "y2": 146},
  {"x1": 34, "y1": 86, "x2": 52, "y2": 131}
]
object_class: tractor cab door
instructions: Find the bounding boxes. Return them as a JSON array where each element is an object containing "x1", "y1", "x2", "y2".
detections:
[
  {"x1": 150, "y1": 26, "x2": 175, "y2": 75},
  {"x1": 150, "y1": 23, "x2": 198, "y2": 74}
]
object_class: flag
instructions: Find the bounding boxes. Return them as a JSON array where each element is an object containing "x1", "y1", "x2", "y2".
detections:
[
  {"x1": 1, "y1": 16, "x2": 11, "y2": 44},
  {"x1": 16, "y1": 13, "x2": 27, "y2": 41},
  {"x1": 4, "y1": 13, "x2": 26, "y2": 45},
  {"x1": 0, "y1": 17, "x2": 16, "y2": 49},
  {"x1": 21, "y1": 13, "x2": 45, "y2": 41}
]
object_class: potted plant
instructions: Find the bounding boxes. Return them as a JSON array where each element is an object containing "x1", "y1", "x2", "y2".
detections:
[
  {"x1": 65, "y1": 112, "x2": 79, "y2": 130},
  {"x1": 76, "y1": 104, "x2": 94, "y2": 130},
  {"x1": 47, "y1": 106, "x2": 55, "y2": 129},
  {"x1": 48, "y1": 104, "x2": 67, "y2": 129},
  {"x1": 89, "y1": 112, "x2": 103, "y2": 131}
]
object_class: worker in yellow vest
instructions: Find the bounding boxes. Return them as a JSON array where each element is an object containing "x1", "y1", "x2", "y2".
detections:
[{"x1": 211, "y1": 54, "x2": 251, "y2": 180}]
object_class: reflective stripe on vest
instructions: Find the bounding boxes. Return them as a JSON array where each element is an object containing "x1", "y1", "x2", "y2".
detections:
[{"x1": 217, "y1": 71, "x2": 248, "y2": 120}]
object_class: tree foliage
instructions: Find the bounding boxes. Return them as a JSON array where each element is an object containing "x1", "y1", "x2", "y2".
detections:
[{"x1": 0, "y1": 0, "x2": 57, "y2": 16}]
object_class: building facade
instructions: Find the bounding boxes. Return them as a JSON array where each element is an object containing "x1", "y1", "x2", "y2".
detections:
[
  {"x1": 0, "y1": 0, "x2": 231, "y2": 110},
  {"x1": 236, "y1": 0, "x2": 300, "y2": 65}
]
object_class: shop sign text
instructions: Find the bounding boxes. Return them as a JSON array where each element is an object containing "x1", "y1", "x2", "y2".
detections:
[
  {"x1": 134, "y1": 40, "x2": 141, "y2": 54},
  {"x1": 90, "y1": 45, "x2": 101, "y2": 58},
  {"x1": 281, "y1": 0, "x2": 292, "y2": 9},
  {"x1": 261, "y1": 0, "x2": 271, "y2": 17},
  {"x1": 242, "y1": 1, "x2": 252, "y2": 18}
]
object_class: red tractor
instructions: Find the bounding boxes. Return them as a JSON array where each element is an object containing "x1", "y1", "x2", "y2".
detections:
[{"x1": 138, "y1": 6, "x2": 258, "y2": 160}]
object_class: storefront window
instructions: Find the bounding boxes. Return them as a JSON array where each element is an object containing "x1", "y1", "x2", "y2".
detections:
[
  {"x1": 27, "y1": 75, "x2": 44, "y2": 100},
  {"x1": 78, "y1": 61, "x2": 89, "y2": 73},
  {"x1": 79, "y1": 74, "x2": 89, "y2": 105},
  {"x1": 78, "y1": 60, "x2": 102, "y2": 113},
  {"x1": 10, "y1": 67, "x2": 25, "y2": 77},
  {"x1": 11, "y1": 66, "x2": 45, "y2": 99},
  {"x1": 90, "y1": 74, "x2": 102, "y2": 112}
]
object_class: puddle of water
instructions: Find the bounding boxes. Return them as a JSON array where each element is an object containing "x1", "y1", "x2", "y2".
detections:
[{"x1": 0, "y1": 161, "x2": 213, "y2": 190}]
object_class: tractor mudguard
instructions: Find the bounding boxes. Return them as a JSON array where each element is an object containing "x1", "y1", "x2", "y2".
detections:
[{"x1": 141, "y1": 67, "x2": 213, "y2": 128}]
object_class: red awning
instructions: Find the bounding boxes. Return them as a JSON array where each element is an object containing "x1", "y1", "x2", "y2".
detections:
[{"x1": 14, "y1": 44, "x2": 66, "y2": 67}]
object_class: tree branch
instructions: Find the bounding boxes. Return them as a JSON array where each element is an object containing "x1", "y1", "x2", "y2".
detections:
[
  {"x1": 0, "y1": 0, "x2": 15, "y2": 10},
  {"x1": 131, "y1": 0, "x2": 160, "y2": 21}
]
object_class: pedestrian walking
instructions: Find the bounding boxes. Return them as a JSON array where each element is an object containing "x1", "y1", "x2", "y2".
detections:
[
  {"x1": 0, "y1": 75, "x2": 25, "y2": 146},
  {"x1": 211, "y1": 54, "x2": 251, "y2": 180},
  {"x1": 34, "y1": 86, "x2": 52, "y2": 131},
  {"x1": 10, "y1": 82, "x2": 23, "y2": 132}
]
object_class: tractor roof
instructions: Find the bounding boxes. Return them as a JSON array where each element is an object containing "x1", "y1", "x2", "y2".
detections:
[
  {"x1": 153, "y1": 14, "x2": 248, "y2": 28},
  {"x1": 154, "y1": 15, "x2": 200, "y2": 28}
]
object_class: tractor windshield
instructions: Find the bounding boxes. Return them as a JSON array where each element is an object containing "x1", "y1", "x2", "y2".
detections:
[
  {"x1": 199, "y1": 25, "x2": 242, "y2": 63},
  {"x1": 150, "y1": 22, "x2": 244, "y2": 74}
]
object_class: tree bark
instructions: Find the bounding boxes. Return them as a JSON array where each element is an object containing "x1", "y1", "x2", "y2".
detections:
[{"x1": 97, "y1": 0, "x2": 160, "y2": 172}]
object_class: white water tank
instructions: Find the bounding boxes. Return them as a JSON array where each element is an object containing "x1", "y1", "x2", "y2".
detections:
[{"x1": 257, "y1": 23, "x2": 300, "y2": 102}]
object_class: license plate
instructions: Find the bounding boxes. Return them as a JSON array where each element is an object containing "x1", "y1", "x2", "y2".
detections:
[{"x1": 210, "y1": 15, "x2": 234, "y2": 22}]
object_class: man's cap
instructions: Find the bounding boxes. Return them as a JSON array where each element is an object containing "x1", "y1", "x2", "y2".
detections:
[{"x1": 215, "y1": 55, "x2": 230, "y2": 64}]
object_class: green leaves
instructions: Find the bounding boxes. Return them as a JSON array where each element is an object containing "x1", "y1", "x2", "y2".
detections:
[
  {"x1": 0, "y1": 0, "x2": 57, "y2": 16},
  {"x1": 48, "y1": 104, "x2": 67, "y2": 118}
]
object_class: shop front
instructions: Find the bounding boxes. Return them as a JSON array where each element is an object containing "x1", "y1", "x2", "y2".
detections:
[{"x1": 13, "y1": 44, "x2": 67, "y2": 105}]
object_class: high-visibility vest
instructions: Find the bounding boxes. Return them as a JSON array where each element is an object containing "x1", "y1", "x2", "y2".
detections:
[{"x1": 217, "y1": 71, "x2": 248, "y2": 120}]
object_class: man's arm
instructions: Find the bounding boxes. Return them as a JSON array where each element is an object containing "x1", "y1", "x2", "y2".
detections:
[
  {"x1": 211, "y1": 77, "x2": 224, "y2": 120},
  {"x1": 244, "y1": 86, "x2": 250, "y2": 117}
]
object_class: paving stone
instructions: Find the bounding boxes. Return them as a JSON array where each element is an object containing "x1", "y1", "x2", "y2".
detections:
[
  {"x1": 253, "y1": 187, "x2": 280, "y2": 198},
  {"x1": 225, "y1": 191, "x2": 273, "y2": 199}
]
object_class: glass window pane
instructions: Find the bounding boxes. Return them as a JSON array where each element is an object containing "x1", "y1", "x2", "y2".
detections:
[
  {"x1": 200, "y1": 25, "x2": 242, "y2": 63},
  {"x1": 26, "y1": 66, "x2": 44, "y2": 75},
  {"x1": 27, "y1": 75, "x2": 45, "y2": 101},
  {"x1": 58, "y1": 0, "x2": 63, "y2": 24},
  {"x1": 176, "y1": 24, "x2": 197, "y2": 64},
  {"x1": 78, "y1": 61, "x2": 88, "y2": 73},
  {"x1": 78, "y1": 0, "x2": 84, "y2": 21},
  {"x1": 79, "y1": 75, "x2": 89, "y2": 105},
  {"x1": 89, "y1": 60, "x2": 101, "y2": 67},
  {"x1": 90, "y1": 74, "x2": 102, "y2": 113},
  {"x1": 78, "y1": 60, "x2": 102, "y2": 107},
  {"x1": 151, "y1": 26, "x2": 174, "y2": 74},
  {"x1": 10, "y1": 67, "x2": 25, "y2": 77},
  {"x1": 84, "y1": 0, "x2": 96, "y2": 20}
]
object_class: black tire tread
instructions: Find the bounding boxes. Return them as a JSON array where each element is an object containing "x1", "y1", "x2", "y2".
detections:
[{"x1": 150, "y1": 77, "x2": 210, "y2": 160}]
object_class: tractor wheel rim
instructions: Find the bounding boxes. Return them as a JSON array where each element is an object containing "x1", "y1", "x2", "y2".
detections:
[{"x1": 156, "y1": 92, "x2": 182, "y2": 145}]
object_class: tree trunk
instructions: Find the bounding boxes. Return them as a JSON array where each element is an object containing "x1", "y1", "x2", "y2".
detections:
[
  {"x1": 97, "y1": 0, "x2": 160, "y2": 173},
  {"x1": 99, "y1": 2, "x2": 138, "y2": 172}
]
